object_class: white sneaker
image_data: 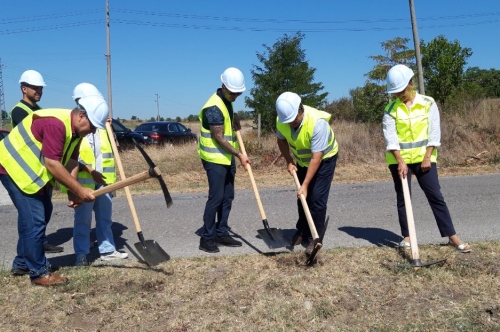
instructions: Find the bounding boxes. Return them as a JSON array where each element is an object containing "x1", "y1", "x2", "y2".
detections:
[{"x1": 100, "y1": 251, "x2": 128, "y2": 261}]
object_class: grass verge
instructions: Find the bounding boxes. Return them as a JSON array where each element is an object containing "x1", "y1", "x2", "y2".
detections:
[{"x1": 1, "y1": 241, "x2": 499, "y2": 331}]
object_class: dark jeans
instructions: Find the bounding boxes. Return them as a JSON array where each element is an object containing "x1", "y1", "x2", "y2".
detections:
[
  {"x1": 389, "y1": 163, "x2": 456, "y2": 238},
  {"x1": 296, "y1": 154, "x2": 338, "y2": 239},
  {"x1": 1, "y1": 174, "x2": 52, "y2": 279},
  {"x1": 200, "y1": 158, "x2": 236, "y2": 240}
]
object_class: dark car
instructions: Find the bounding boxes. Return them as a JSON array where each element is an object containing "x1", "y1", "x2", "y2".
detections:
[
  {"x1": 111, "y1": 119, "x2": 147, "y2": 149},
  {"x1": 0, "y1": 129, "x2": 9, "y2": 141},
  {"x1": 133, "y1": 121, "x2": 197, "y2": 145}
]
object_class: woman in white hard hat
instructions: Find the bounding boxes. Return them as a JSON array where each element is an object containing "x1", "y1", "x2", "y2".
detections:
[
  {"x1": 275, "y1": 92, "x2": 339, "y2": 256},
  {"x1": 383, "y1": 64, "x2": 471, "y2": 253}
]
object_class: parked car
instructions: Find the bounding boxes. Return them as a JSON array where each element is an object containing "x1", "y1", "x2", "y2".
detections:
[
  {"x1": 111, "y1": 119, "x2": 147, "y2": 149},
  {"x1": 133, "y1": 121, "x2": 197, "y2": 145},
  {"x1": 0, "y1": 129, "x2": 9, "y2": 141}
]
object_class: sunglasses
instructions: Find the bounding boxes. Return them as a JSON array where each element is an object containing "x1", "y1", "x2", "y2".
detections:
[
  {"x1": 22, "y1": 84, "x2": 43, "y2": 92},
  {"x1": 223, "y1": 85, "x2": 242, "y2": 97}
]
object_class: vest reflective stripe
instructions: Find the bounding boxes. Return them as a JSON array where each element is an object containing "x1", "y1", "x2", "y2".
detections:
[
  {"x1": 197, "y1": 93, "x2": 238, "y2": 165},
  {"x1": 276, "y1": 105, "x2": 338, "y2": 167},
  {"x1": 0, "y1": 109, "x2": 75, "y2": 194},
  {"x1": 199, "y1": 131, "x2": 234, "y2": 141},
  {"x1": 9, "y1": 102, "x2": 41, "y2": 127},
  {"x1": 385, "y1": 94, "x2": 437, "y2": 165}
]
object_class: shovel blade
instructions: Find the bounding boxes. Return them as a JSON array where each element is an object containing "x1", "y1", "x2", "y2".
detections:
[
  {"x1": 306, "y1": 216, "x2": 329, "y2": 265},
  {"x1": 257, "y1": 228, "x2": 291, "y2": 249},
  {"x1": 397, "y1": 258, "x2": 447, "y2": 269},
  {"x1": 134, "y1": 240, "x2": 170, "y2": 266}
]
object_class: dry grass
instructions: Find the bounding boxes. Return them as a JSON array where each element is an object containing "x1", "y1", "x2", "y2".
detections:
[{"x1": 1, "y1": 242, "x2": 499, "y2": 331}]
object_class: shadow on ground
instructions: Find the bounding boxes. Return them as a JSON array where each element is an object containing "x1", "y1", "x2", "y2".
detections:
[{"x1": 338, "y1": 226, "x2": 401, "y2": 247}]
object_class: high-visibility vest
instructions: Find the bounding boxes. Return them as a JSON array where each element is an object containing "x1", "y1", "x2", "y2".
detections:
[
  {"x1": 276, "y1": 105, "x2": 338, "y2": 167},
  {"x1": 0, "y1": 109, "x2": 80, "y2": 194},
  {"x1": 197, "y1": 93, "x2": 238, "y2": 165},
  {"x1": 60, "y1": 129, "x2": 116, "y2": 192},
  {"x1": 9, "y1": 101, "x2": 41, "y2": 128},
  {"x1": 384, "y1": 93, "x2": 438, "y2": 165}
]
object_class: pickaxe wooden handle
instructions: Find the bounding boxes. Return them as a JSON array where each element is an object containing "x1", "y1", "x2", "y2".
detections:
[
  {"x1": 292, "y1": 170, "x2": 320, "y2": 240},
  {"x1": 92, "y1": 167, "x2": 161, "y2": 198}
]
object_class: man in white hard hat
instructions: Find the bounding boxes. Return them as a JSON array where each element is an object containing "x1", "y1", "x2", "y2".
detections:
[
  {"x1": 66, "y1": 83, "x2": 128, "y2": 266},
  {"x1": 275, "y1": 92, "x2": 339, "y2": 255},
  {"x1": 9, "y1": 70, "x2": 64, "y2": 253},
  {"x1": 0, "y1": 96, "x2": 109, "y2": 286},
  {"x1": 383, "y1": 64, "x2": 471, "y2": 253},
  {"x1": 196, "y1": 67, "x2": 251, "y2": 253},
  {"x1": 10, "y1": 70, "x2": 46, "y2": 128}
]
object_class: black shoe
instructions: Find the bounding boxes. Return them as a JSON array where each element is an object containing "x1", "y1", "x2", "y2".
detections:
[
  {"x1": 44, "y1": 243, "x2": 64, "y2": 253},
  {"x1": 11, "y1": 267, "x2": 30, "y2": 276},
  {"x1": 199, "y1": 238, "x2": 220, "y2": 253},
  {"x1": 215, "y1": 235, "x2": 242, "y2": 247}
]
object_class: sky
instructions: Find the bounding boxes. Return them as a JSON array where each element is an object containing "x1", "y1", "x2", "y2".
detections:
[{"x1": 1, "y1": 0, "x2": 499, "y2": 121}]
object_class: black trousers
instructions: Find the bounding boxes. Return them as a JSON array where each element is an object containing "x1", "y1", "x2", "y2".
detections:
[
  {"x1": 389, "y1": 162, "x2": 456, "y2": 238},
  {"x1": 296, "y1": 154, "x2": 338, "y2": 239}
]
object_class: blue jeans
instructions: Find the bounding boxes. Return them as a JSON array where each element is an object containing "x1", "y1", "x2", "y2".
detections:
[
  {"x1": 200, "y1": 158, "x2": 236, "y2": 239},
  {"x1": 1, "y1": 174, "x2": 52, "y2": 279},
  {"x1": 389, "y1": 162, "x2": 456, "y2": 238},
  {"x1": 296, "y1": 154, "x2": 338, "y2": 239},
  {"x1": 73, "y1": 183, "x2": 116, "y2": 255}
]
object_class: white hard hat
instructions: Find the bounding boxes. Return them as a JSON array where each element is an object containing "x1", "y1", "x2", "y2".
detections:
[
  {"x1": 221, "y1": 67, "x2": 246, "y2": 93},
  {"x1": 78, "y1": 95, "x2": 108, "y2": 129},
  {"x1": 73, "y1": 83, "x2": 103, "y2": 101},
  {"x1": 386, "y1": 64, "x2": 414, "y2": 94},
  {"x1": 276, "y1": 92, "x2": 301, "y2": 124},
  {"x1": 19, "y1": 70, "x2": 46, "y2": 87}
]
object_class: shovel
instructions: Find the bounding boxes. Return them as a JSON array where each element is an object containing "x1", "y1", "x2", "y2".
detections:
[
  {"x1": 104, "y1": 122, "x2": 170, "y2": 266},
  {"x1": 397, "y1": 174, "x2": 446, "y2": 270},
  {"x1": 235, "y1": 131, "x2": 289, "y2": 249},
  {"x1": 292, "y1": 170, "x2": 329, "y2": 265}
]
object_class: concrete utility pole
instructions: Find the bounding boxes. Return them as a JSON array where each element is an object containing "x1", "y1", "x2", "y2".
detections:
[
  {"x1": 105, "y1": 0, "x2": 113, "y2": 118},
  {"x1": 0, "y1": 58, "x2": 5, "y2": 129},
  {"x1": 409, "y1": 0, "x2": 425, "y2": 94},
  {"x1": 155, "y1": 93, "x2": 160, "y2": 120}
]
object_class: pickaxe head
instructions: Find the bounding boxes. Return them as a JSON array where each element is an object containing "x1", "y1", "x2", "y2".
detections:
[{"x1": 133, "y1": 138, "x2": 173, "y2": 208}]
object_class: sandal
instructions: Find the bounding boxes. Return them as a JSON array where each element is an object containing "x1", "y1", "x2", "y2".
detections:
[
  {"x1": 398, "y1": 241, "x2": 410, "y2": 248},
  {"x1": 448, "y1": 241, "x2": 472, "y2": 253}
]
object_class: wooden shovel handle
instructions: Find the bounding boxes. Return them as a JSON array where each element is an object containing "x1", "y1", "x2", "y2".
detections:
[
  {"x1": 235, "y1": 131, "x2": 267, "y2": 220},
  {"x1": 292, "y1": 170, "x2": 319, "y2": 240},
  {"x1": 92, "y1": 170, "x2": 151, "y2": 198},
  {"x1": 400, "y1": 174, "x2": 420, "y2": 260},
  {"x1": 105, "y1": 122, "x2": 143, "y2": 233}
]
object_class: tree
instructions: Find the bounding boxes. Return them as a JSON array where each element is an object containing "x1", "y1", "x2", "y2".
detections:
[
  {"x1": 366, "y1": 37, "x2": 415, "y2": 83},
  {"x1": 349, "y1": 83, "x2": 388, "y2": 123},
  {"x1": 245, "y1": 32, "x2": 328, "y2": 134},
  {"x1": 463, "y1": 67, "x2": 500, "y2": 98},
  {"x1": 421, "y1": 35, "x2": 472, "y2": 104}
]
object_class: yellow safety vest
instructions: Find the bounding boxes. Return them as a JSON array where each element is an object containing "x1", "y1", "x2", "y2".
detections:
[
  {"x1": 197, "y1": 93, "x2": 238, "y2": 165},
  {"x1": 9, "y1": 101, "x2": 42, "y2": 128},
  {"x1": 60, "y1": 129, "x2": 116, "y2": 192},
  {"x1": 384, "y1": 93, "x2": 438, "y2": 165},
  {"x1": 0, "y1": 109, "x2": 80, "y2": 194},
  {"x1": 276, "y1": 105, "x2": 338, "y2": 167}
]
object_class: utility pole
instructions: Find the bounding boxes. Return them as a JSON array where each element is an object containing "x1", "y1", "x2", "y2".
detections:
[
  {"x1": 105, "y1": 0, "x2": 113, "y2": 118},
  {"x1": 155, "y1": 93, "x2": 160, "y2": 120},
  {"x1": 0, "y1": 58, "x2": 5, "y2": 129},
  {"x1": 409, "y1": 0, "x2": 425, "y2": 94}
]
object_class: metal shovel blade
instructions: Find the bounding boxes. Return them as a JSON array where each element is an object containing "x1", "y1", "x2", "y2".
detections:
[
  {"x1": 397, "y1": 258, "x2": 447, "y2": 269},
  {"x1": 257, "y1": 228, "x2": 291, "y2": 249},
  {"x1": 134, "y1": 240, "x2": 170, "y2": 266},
  {"x1": 306, "y1": 216, "x2": 329, "y2": 266}
]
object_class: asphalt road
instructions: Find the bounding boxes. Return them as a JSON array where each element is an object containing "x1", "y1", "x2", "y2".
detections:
[{"x1": 0, "y1": 173, "x2": 499, "y2": 269}]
